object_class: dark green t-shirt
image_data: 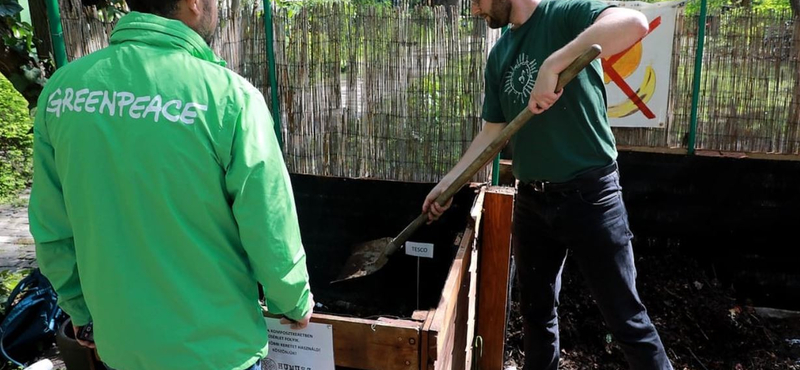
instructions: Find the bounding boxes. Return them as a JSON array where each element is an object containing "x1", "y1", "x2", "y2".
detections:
[{"x1": 482, "y1": 0, "x2": 616, "y2": 183}]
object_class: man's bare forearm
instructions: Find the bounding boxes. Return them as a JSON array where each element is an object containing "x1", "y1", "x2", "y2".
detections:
[{"x1": 440, "y1": 122, "x2": 507, "y2": 186}]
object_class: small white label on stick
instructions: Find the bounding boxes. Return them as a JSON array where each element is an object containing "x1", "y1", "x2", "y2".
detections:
[{"x1": 406, "y1": 241, "x2": 434, "y2": 258}]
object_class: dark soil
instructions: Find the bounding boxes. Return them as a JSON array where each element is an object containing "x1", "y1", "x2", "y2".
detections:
[
  {"x1": 504, "y1": 251, "x2": 800, "y2": 370},
  {"x1": 291, "y1": 174, "x2": 479, "y2": 319}
]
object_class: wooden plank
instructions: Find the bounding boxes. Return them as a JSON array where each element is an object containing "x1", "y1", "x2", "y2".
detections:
[
  {"x1": 429, "y1": 228, "x2": 474, "y2": 330},
  {"x1": 422, "y1": 309, "x2": 437, "y2": 370},
  {"x1": 469, "y1": 186, "x2": 486, "y2": 233},
  {"x1": 310, "y1": 313, "x2": 421, "y2": 370},
  {"x1": 429, "y1": 228, "x2": 475, "y2": 331},
  {"x1": 477, "y1": 187, "x2": 514, "y2": 370},
  {"x1": 451, "y1": 229, "x2": 476, "y2": 370},
  {"x1": 618, "y1": 146, "x2": 800, "y2": 162},
  {"x1": 615, "y1": 145, "x2": 689, "y2": 155},
  {"x1": 425, "y1": 227, "x2": 476, "y2": 367},
  {"x1": 434, "y1": 323, "x2": 455, "y2": 370},
  {"x1": 435, "y1": 212, "x2": 463, "y2": 370},
  {"x1": 695, "y1": 149, "x2": 800, "y2": 162},
  {"x1": 412, "y1": 310, "x2": 429, "y2": 322},
  {"x1": 464, "y1": 246, "x2": 480, "y2": 370}
]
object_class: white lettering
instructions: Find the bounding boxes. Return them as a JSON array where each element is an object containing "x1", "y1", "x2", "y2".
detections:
[
  {"x1": 162, "y1": 100, "x2": 183, "y2": 122},
  {"x1": 73, "y1": 89, "x2": 89, "y2": 112},
  {"x1": 116, "y1": 92, "x2": 135, "y2": 117},
  {"x1": 179, "y1": 103, "x2": 207, "y2": 125},
  {"x1": 85, "y1": 91, "x2": 103, "y2": 113},
  {"x1": 61, "y1": 88, "x2": 74, "y2": 114},
  {"x1": 142, "y1": 95, "x2": 163, "y2": 122},
  {"x1": 41, "y1": 87, "x2": 206, "y2": 126},
  {"x1": 100, "y1": 91, "x2": 115, "y2": 116},
  {"x1": 46, "y1": 89, "x2": 62, "y2": 117},
  {"x1": 129, "y1": 96, "x2": 151, "y2": 119}
]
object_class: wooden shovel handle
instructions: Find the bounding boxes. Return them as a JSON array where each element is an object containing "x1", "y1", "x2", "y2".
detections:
[
  {"x1": 388, "y1": 44, "x2": 602, "y2": 256},
  {"x1": 387, "y1": 213, "x2": 430, "y2": 256}
]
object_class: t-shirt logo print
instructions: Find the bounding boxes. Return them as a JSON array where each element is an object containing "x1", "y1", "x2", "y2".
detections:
[{"x1": 503, "y1": 54, "x2": 539, "y2": 104}]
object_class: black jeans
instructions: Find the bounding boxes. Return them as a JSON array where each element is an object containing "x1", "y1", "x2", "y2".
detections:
[{"x1": 513, "y1": 163, "x2": 672, "y2": 370}]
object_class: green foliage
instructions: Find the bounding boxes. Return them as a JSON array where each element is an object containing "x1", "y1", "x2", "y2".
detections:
[
  {"x1": 95, "y1": 0, "x2": 128, "y2": 21},
  {"x1": 3, "y1": 18, "x2": 48, "y2": 89},
  {"x1": 275, "y1": 0, "x2": 389, "y2": 9},
  {"x1": 751, "y1": 0, "x2": 792, "y2": 11},
  {"x1": 274, "y1": 0, "x2": 390, "y2": 21},
  {"x1": 0, "y1": 0, "x2": 50, "y2": 105},
  {"x1": 684, "y1": 0, "x2": 730, "y2": 15},
  {"x1": 3, "y1": 19, "x2": 33, "y2": 55},
  {"x1": 0, "y1": 73, "x2": 33, "y2": 203},
  {"x1": 682, "y1": 0, "x2": 792, "y2": 15},
  {"x1": 0, "y1": 0, "x2": 23, "y2": 17},
  {"x1": 0, "y1": 269, "x2": 31, "y2": 316}
]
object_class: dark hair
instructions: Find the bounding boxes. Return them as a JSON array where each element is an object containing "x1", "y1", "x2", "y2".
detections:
[{"x1": 125, "y1": 0, "x2": 182, "y2": 16}]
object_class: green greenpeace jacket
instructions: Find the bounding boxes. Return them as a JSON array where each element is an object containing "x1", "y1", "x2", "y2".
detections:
[{"x1": 29, "y1": 12, "x2": 311, "y2": 370}]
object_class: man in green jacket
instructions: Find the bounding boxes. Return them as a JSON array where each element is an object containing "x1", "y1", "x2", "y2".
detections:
[{"x1": 29, "y1": 0, "x2": 313, "y2": 368}]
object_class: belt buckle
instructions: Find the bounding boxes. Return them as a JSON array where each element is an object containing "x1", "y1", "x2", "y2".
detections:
[{"x1": 532, "y1": 180, "x2": 547, "y2": 192}]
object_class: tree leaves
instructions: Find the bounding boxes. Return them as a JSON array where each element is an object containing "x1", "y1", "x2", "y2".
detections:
[{"x1": 0, "y1": 0, "x2": 23, "y2": 18}]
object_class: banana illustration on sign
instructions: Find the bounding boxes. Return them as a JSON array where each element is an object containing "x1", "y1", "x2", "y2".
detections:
[{"x1": 607, "y1": 65, "x2": 656, "y2": 118}]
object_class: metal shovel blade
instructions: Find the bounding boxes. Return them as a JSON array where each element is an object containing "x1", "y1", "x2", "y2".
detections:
[{"x1": 332, "y1": 237, "x2": 394, "y2": 283}]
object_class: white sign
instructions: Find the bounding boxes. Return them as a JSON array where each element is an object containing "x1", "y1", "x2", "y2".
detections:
[
  {"x1": 406, "y1": 241, "x2": 434, "y2": 258},
  {"x1": 264, "y1": 318, "x2": 335, "y2": 370},
  {"x1": 603, "y1": 0, "x2": 685, "y2": 127}
]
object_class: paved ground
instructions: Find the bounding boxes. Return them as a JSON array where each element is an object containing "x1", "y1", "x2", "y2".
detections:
[
  {"x1": 0, "y1": 189, "x2": 36, "y2": 272},
  {"x1": 1, "y1": 189, "x2": 67, "y2": 368}
]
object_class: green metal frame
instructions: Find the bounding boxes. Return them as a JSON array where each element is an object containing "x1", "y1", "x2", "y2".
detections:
[
  {"x1": 687, "y1": 0, "x2": 708, "y2": 155},
  {"x1": 44, "y1": 0, "x2": 68, "y2": 68},
  {"x1": 264, "y1": 0, "x2": 283, "y2": 149},
  {"x1": 491, "y1": 151, "x2": 501, "y2": 185}
]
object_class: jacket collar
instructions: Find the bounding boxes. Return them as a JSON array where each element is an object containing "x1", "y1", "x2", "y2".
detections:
[{"x1": 110, "y1": 11, "x2": 226, "y2": 67}]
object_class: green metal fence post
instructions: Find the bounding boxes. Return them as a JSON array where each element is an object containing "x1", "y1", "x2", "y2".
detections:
[
  {"x1": 44, "y1": 0, "x2": 68, "y2": 68},
  {"x1": 491, "y1": 153, "x2": 500, "y2": 185},
  {"x1": 264, "y1": 0, "x2": 283, "y2": 149},
  {"x1": 687, "y1": 0, "x2": 708, "y2": 155}
]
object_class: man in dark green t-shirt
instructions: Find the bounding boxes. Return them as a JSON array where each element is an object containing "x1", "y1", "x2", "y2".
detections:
[{"x1": 422, "y1": 0, "x2": 673, "y2": 369}]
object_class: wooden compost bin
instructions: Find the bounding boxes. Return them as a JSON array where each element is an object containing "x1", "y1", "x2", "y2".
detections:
[{"x1": 281, "y1": 174, "x2": 484, "y2": 370}]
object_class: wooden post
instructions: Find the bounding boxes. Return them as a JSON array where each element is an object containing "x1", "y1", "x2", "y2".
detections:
[
  {"x1": 477, "y1": 186, "x2": 514, "y2": 370},
  {"x1": 28, "y1": 0, "x2": 52, "y2": 62}
]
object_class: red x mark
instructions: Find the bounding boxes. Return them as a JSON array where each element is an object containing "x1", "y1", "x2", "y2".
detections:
[{"x1": 601, "y1": 16, "x2": 662, "y2": 119}]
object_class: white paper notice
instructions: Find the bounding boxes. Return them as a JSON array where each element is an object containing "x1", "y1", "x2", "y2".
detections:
[
  {"x1": 264, "y1": 318, "x2": 335, "y2": 370},
  {"x1": 602, "y1": 0, "x2": 685, "y2": 128}
]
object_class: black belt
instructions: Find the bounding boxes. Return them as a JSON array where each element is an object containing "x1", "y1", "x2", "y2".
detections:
[{"x1": 520, "y1": 162, "x2": 618, "y2": 193}]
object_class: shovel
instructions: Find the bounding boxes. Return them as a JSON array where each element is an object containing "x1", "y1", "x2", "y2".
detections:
[{"x1": 333, "y1": 44, "x2": 603, "y2": 284}]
